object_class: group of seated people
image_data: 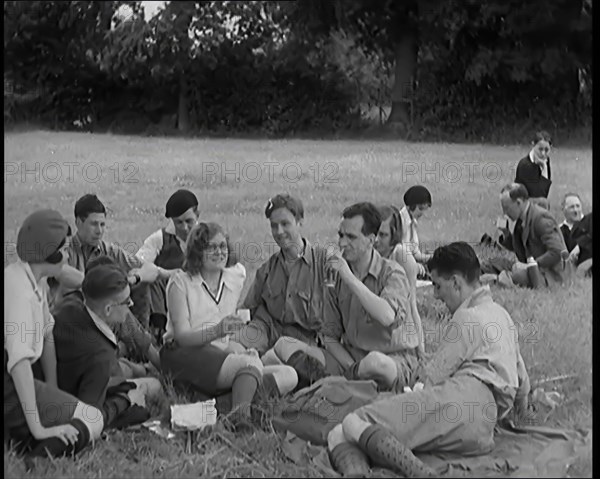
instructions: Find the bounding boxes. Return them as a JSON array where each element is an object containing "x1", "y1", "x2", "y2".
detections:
[{"x1": 3, "y1": 133, "x2": 591, "y2": 475}]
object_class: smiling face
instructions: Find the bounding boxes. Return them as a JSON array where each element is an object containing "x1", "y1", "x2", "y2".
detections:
[
  {"x1": 172, "y1": 207, "x2": 199, "y2": 242},
  {"x1": 269, "y1": 207, "x2": 302, "y2": 252},
  {"x1": 201, "y1": 232, "x2": 228, "y2": 272},
  {"x1": 338, "y1": 215, "x2": 374, "y2": 263},
  {"x1": 76, "y1": 212, "x2": 106, "y2": 246},
  {"x1": 563, "y1": 196, "x2": 583, "y2": 224}
]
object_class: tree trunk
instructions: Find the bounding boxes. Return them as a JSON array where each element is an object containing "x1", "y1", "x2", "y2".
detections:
[
  {"x1": 387, "y1": 31, "x2": 417, "y2": 126},
  {"x1": 177, "y1": 73, "x2": 190, "y2": 132}
]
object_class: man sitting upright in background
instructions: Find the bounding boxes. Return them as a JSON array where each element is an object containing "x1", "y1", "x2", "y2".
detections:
[
  {"x1": 559, "y1": 193, "x2": 584, "y2": 254},
  {"x1": 496, "y1": 183, "x2": 568, "y2": 288},
  {"x1": 136, "y1": 189, "x2": 200, "y2": 342}
]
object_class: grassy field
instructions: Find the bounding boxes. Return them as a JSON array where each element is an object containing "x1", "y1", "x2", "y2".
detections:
[{"x1": 4, "y1": 131, "x2": 593, "y2": 477}]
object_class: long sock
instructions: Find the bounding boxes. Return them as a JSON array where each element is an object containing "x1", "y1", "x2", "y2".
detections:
[
  {"x1": 231, "y1": 365, "x2": 262, "y2": 418},
  {"x1": 28, "y1": 419, "x2": 91, "y2": 458}
]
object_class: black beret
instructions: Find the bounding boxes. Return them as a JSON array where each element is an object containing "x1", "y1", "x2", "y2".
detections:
[
  {"x1": 165, "y1": 189, "x2": 198, "y2": 218},
  {"x1": 403, "y1": 186, "x2": 432, "y2": 208}
]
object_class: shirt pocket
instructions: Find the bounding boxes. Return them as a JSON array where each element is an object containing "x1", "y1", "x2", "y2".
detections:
[{"x1": 262, "y1": 281, "x2": 286, "y2": 318}]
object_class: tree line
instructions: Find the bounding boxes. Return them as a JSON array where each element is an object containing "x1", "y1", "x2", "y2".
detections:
[{"x1": 4, "y1": 1, "x2": 592, "y2": 141}]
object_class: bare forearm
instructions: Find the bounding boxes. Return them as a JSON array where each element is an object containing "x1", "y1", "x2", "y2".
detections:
[
  {"x1": 40, "y1": 338, "x2": 58, "y2": 387},
  {"x1": 343, "y1": 275, "x2": 395, "y2": 327},
  {"x1": 138, "y1": 262, "x2": 159, "y2": 283},
  {"x1": 56, "y1": 265, "x2": 84, "y2": 289},
  {"x1": 11, "y1": 360, "x2": 45, "y2": 436}
]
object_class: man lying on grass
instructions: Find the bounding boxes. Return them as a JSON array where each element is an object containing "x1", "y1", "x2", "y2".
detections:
[
  {"x1": 268, "y1": 202, "x2": 422, "y2": 391},
  {"x1": 48, "y1": 194, "x2": 161, "y2": 375},
  {"x1": 326, "y1": 242, "x2": 531, "y2": 478},
  {"x1": 53, "y1": 256, "x2": 163, "y2": 430},
  {"x1": 4, "y1": 210, "x2": 103, "y2": 459}
]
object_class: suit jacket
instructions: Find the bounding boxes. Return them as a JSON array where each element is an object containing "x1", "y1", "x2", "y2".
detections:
[
  {"x1": 515, "y1": 155, "x2": 552, "y2": 199},
  {"x1": 572, "y1": 212, "x2": 593, "y2": 266},
  {"x1": 500, "y1": 203, "x2": 568, "y2": 286}
]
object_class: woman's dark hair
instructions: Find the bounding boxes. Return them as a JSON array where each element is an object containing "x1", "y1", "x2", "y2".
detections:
[
  {"x1": 377, "y1": 205, "x2": 404, "y2": 250},
  {"x1": 183, "y1": 222, "x2": 236, "y2": 276}
]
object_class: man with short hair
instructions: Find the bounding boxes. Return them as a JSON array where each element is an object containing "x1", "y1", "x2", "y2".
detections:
[
  {"x1": 136, "y1": 189, "x2": 200, "y2": 340},
  {"x1": 236, "y1": 194, "x2": 343, "y2": 374},
  {"x1": 49, "y1": 194, "x2": 160, "y2": 366},
  {"x1": 4, "y1": 210, "x2": 104, "y2": 459},
  {"x1": 497, "y1": 183, "x2": 568, "y2": 288},
  {"x1": 53, "y1": 256, "x2": 162, "y2": 429},
  {"x1": 276, "y1": 202, "x2": 421, "y2": 391},
  {"x1": 327, "y1": 242, "x2": 531, "y2": 477}
]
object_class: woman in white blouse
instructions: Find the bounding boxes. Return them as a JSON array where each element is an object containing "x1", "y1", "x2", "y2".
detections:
[{"x1": 160, "y1": 222, "x2": 296, "y2": 430}]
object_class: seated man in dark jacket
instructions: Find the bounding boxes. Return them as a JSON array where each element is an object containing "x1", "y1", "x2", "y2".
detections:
[
  {"x1": 53, "y1": 257, "x2": 163, "y2": 429},
  {"x1": 497, "y1": 183, "x2": 569, "y2": 288},
  {"x1": 570, "y1": 211, "x2": 593, "y2": 277}
]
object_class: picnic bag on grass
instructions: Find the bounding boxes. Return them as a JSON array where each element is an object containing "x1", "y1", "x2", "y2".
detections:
[{"x1": 272, "y1": 376, "x2": 380, "y2": 446}]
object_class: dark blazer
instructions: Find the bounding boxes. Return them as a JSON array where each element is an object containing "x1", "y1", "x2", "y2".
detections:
[
  {"x1": 572, "y1": 212, "x2": 593, "y2": 266},
  {"x1": 53, "y1": 292, "x2": 124, "y2": 409},
  {"x1": 500, "y1": 203, "x2": 568, "y2": 286},
  {"x1": 515, "y1": 155, "x2": 552, "y2": 199},
  {"x1": 560, "y1": 223, "x2": 577, "y2": 253}
]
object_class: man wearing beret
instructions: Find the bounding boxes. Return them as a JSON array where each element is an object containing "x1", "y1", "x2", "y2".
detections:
[
  {"x1": 4, "y1": 210, "x2": 104, "y2": 458},
  {"x1": 52, "y1": 256, "x2": 162, "y2": 429},
  {"x1": 49, "y1": 194, "x2": 160, "y2": 367},
  {"x1": 136, "y1": 189, "x2": 200, "y2": 341}
]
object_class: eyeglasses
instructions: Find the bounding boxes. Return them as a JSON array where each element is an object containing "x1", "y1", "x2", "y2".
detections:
[
  {"x1": 112, "y1": 297, "x2": 134, "y2": 308},
  {"x1": 205, "y1": 242, "x2": 228, "y2": 254}
]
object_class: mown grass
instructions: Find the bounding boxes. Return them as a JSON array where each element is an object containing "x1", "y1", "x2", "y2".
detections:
[{"x1": 3, "y1": 131, "x2": 593, "y2": 477}]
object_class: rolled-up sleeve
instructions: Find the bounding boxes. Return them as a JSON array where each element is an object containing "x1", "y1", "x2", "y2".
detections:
[
  {"x1": 108, "y1": 243, "x2": 143, "y2": 272},
  {"x1": 136, "y1": 230, "x2": 163, "y2": 263},
  {"x1": 379, "y1": 266, "x2": 411, "y2": 328}
]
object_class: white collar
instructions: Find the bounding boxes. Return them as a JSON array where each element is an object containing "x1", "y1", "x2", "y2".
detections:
[
  {"x1": 529, "y1": 150, "x2": 547, "y2": 165},
  {"x1": 400, "y1": 205, "x2": 417, "y2": 226}
]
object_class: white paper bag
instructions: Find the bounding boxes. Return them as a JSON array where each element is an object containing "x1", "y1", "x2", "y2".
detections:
[{"x1": 170, "y1": 399, "x2": 218, "y2": 431}]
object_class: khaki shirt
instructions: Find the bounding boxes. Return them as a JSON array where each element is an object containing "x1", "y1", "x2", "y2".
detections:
[
  {"x1": 416, "y1": 285, "x2": 531, "y2": 419},
  {"x1": 325, "y1": 249, "x2": 419, "y2": 356},
  {"x1": 49, "y1": 233, "x2": 143, "y2": 309},
  {"x1": 242, "y1": 239, "x2": 342, "y2": 339}
]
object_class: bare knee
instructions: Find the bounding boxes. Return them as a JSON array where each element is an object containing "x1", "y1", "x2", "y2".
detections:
[
  {"x1": 341, "y1": 412, "x2": 371, "y2": 444},
  {"x1": 361, "y1": 352, "x2": 394, "y2": 375},
  {"x1": 73, "y1": 402, "x2": 104, "y2": 440},
  {"x1": 273, "y1": 336, "x2": 304, "y2": 361}
]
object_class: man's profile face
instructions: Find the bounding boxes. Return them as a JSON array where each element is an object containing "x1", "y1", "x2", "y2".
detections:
[
  {"x1": 338, "y1": 215, "x2": 373, "y2": 263},
  {"x1": 500, "y1": 194, "x2": 522, "y2": 221},
  {"x1": 563, "y1": 196, "x2": 583, "y2": 224},
  {"x1": 431, "y1": 269, "x2": 462, "y2": 314},
  {"x1": 76, "y1": 213, "x2": 106, "y2": 246},
  {"x1": 104, "y1": 285, "x2": 132, "y2": 325},
  {"x1": 173, "y1": 207, "x2": 198, "y2": 241}
]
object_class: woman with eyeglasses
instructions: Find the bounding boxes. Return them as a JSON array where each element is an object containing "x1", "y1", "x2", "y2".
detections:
[
  {"x1": 161, "y1": 222, "x2": 296, "y2": 431},
  {"x1": 375, "y1": 205, "x2": 425, "y2": 355},
  {"x1": 515, "y1": 130, "x2": 553, "y2": 210}
]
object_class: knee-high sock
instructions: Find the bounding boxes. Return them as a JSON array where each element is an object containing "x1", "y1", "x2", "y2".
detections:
[
  {"x1": 28, "y1": 418, "x2": 91, "y2": 458},
  {"x1": 231, "y1": 366, "x2": 262, "y2": 417}
]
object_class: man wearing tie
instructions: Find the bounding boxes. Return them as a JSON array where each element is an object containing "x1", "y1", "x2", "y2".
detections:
[{"x1": 497, "y1": 183, "x2": 568, "y2": 288}]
